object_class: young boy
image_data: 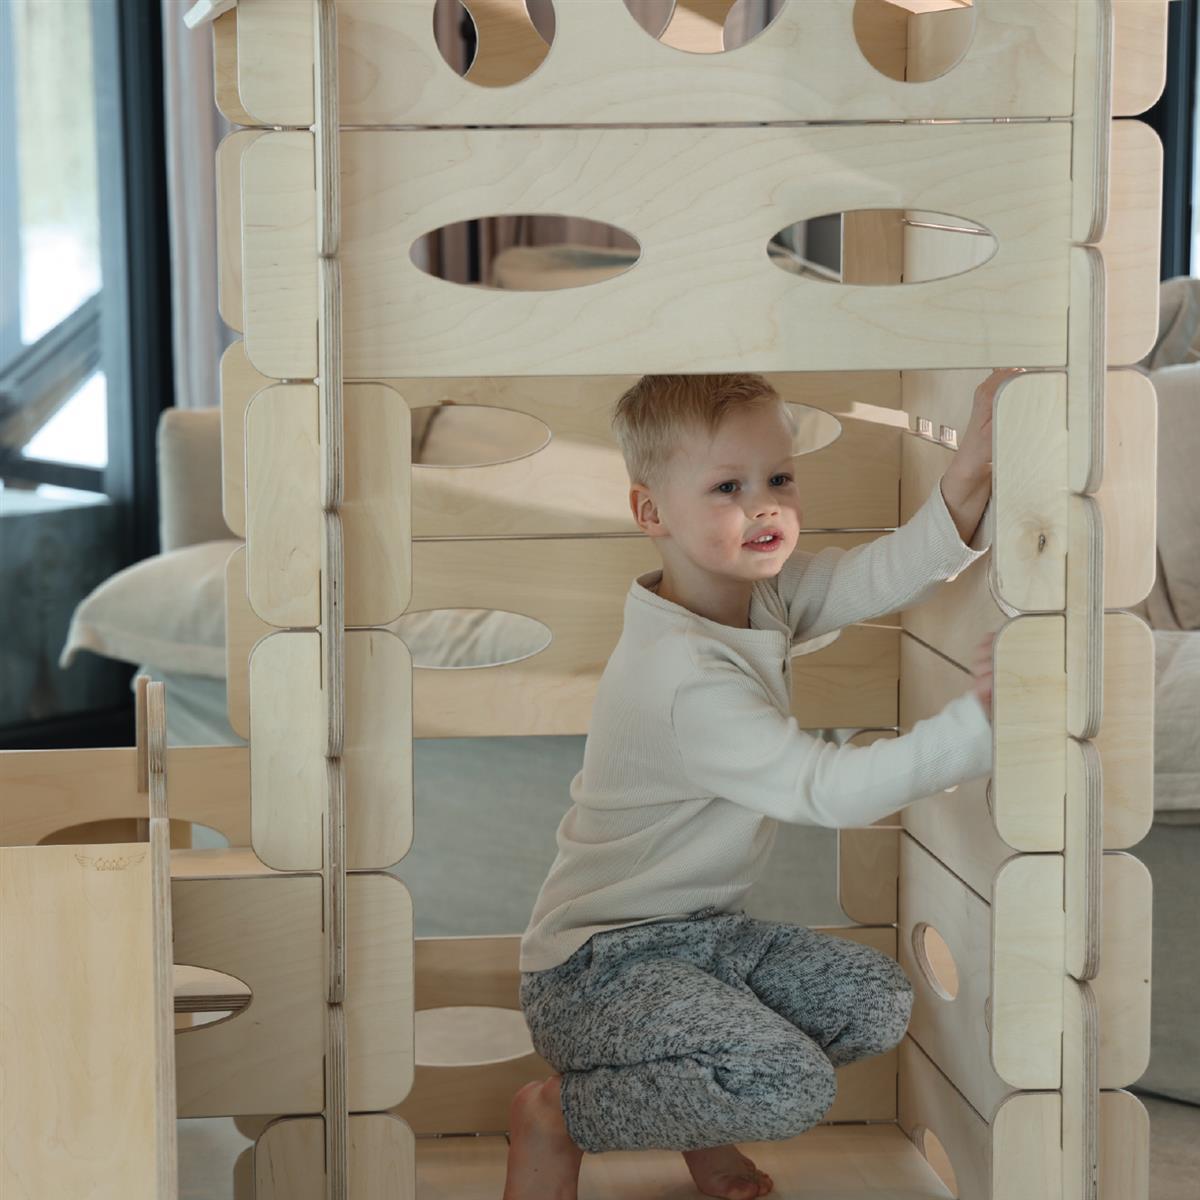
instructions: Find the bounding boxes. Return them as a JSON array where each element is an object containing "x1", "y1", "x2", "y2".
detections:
[{"x1": 503, "y1": 371, "x2": 1014, "y2": 1200}]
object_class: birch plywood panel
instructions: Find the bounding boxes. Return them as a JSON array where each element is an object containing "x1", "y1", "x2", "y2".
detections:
[
  {"x1": 232, "y1": 0, "x2": 1093, "y2": 126},
  {"x1": 216, "y1": 360, "x2": 905, "y2": 538},
  {"x1": 1, "y1": 843, "x2": 165, "y2": 1200},
  {"x1": 0, "y1": 745, "x2": 250, "y2": 848},
  {"x1": 220, "y1": 339, "x2": 271, "y2": 539},
  {"x1": 250, "y1": 629, "x2": 412, "y2": 872},
  {"x1": 174, "y1": 871, "x2": 412, "y2": 1116},
  {"x1": 255, "y1": 1115, "x2": 416, "y2": 1200},
  {"x1": 899, "y1": 833, "x2": 1059, "y2": 1119},
  {"x1": 241, "y1": 123, "x2": 1074, "y2": 381},
  {"x1": 400, "y1": 533, "x2": 899, "y2": 737},
  {"x1": 898, "y1": 1036, "x2": 1061, "y2": 1200},
  {"x1": 245, "y1": 383, "x2": 412, "y2": 628},
  {"x1": 225, "y1": 545, "x2": 270, "y2": 740}
]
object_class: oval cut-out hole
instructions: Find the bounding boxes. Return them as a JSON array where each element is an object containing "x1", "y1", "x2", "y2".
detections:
[
  {"x1": 416, "y1": 1006, "x2": 534, "y2": 1067},
  {"x1": 914, "y1": 1125, "x2": 960, "y2": 1197},
  {"x1": 625, "y1": 0, "x2": 780, "y2": 54},
  {"x1": 769, "y1": 210, "x2": 997, "y2": 284},
  {"x1": 412, "y1": 222, "x2": 642, "y2": 290},
  {"x1": 853, "y1": 0, "x2": 976, "y2": 83},
  {"x1": 912, "y1": 922, "x2": 959, "y2": 1001},
  {"x1": 39, "y1": 818, "x2": 227, "y2": 848},
  {"x1": 433, "y1": 0, "x2": 554, "y2": 87},
  {"x1": 412, "y1": 403, "x2": 551, "y2": 468},
  {"x1": 785, "y1": 403, "x2": 842, "y2": 457},
  {"x1": 391, "y1": 609, "x2": 552, "y2": 669},
  {"x1": 174, "y1": 964, "x2": 252, "y2": 1034}
]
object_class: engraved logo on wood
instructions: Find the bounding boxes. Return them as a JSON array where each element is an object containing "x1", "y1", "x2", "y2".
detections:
[{"x1": 75, "y1": 851, "x2": 148, "y2": 872}]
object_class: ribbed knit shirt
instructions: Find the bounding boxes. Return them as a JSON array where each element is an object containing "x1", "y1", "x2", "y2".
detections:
[{"x1": 519, "y1": 478, "x2": 994, "y2": 972}]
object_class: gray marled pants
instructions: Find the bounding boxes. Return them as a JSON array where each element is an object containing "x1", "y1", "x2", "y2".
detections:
[{"x1": 519, "y1": 907, "x2": 913, "y2": 1153}]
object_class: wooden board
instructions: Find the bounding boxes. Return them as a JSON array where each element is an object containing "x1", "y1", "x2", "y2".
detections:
[
  {"x1": 1, "y1": 843, "x2": 173, "y2": 1199},
  {"x1": 241, "y1": 123, "x2": 1076, "y2": 381},
  {"x1": 230, "y1": 0, "x2": 1097, "y2": 126},
  {"x1": 213, "y1": 361, "x2": 907, "y2": 539},
  {"x1": 249, "y1": 629, "x2": 412, "y2": 872},
  {"x1": 899, "y1": 833, "x2": 1059, "y2": 1119},
  {"x1": 244, "y1": 383, "x2": 412, "y2": 628},
  {"x1": 173, "y1": 871, "x2": 412, "y2": 1116},
  {"x1": 0, "y1": 745, "x2": 250, "y2": 848},
  {"x1": 255, "y1": 1114, "x2": 416, "y2": 1199}
]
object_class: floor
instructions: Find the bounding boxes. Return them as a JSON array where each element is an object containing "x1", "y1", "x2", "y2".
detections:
[{"x1": 179, "y1": 1091, "x2": 1200, "y2": 1199}]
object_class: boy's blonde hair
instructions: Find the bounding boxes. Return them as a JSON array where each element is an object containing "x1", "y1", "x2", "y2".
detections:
[{"x1": 611, "y1": 374, "x2": 797, "y2": 491}]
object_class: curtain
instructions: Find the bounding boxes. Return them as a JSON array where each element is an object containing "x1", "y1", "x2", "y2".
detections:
[{"x1": 161, "y1": 0, "x2": 236, "y2": 409}]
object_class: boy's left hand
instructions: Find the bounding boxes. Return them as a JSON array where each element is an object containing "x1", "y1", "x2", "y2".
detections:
[{"x1": 948, "y1": 367, "x2": 1028, "y2": 487}]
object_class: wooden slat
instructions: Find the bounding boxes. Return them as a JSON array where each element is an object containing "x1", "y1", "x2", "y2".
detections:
[
  {"x1": 173, "y1": 871, "x2": 411, "y2": 1117},
  {"x1": 241, "y1": 123, "x2": 1074, "y2": 381},
  {"x1": 0, "y1": 745, "x2": 250, "y2": 848},
  {"x1": 232, "y1": 0, "x2": 1088, "y2": 126},
  {"x1": 1, "y1": 843, "x2": 167, "y2": 1198},
  {"x1": 216, "y1": 129, "x2": 260, "y2": 333},
  {"x1": 225, "y1": 544, "x2": 270, "y2": 740},
  {"x1": 212, "y1": 9, "x2": 259, "y2": 126}
]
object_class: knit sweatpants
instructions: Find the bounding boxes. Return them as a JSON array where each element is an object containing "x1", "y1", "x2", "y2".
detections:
[{"x1": 519, "y1": 906, "x2": 914, "y2": 1153}]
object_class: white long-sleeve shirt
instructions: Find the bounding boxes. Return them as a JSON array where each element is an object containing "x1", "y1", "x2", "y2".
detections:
[{"x1": 519, "y1": 479, "x2": 994, "y2": 972}]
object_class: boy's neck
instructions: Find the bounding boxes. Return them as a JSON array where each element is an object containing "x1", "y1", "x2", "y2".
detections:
[{"x1": 653, "y1": 571, "x2": 754, "y2": 630}]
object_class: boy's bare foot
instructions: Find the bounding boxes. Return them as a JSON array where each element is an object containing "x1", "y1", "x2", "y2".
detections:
[
  {"x1": 683, "y1": 1143, "x2": 774, "y2": 1199},
  {"x1": 502, "y1": 1076, "x2": 584, "y2": 1200}
]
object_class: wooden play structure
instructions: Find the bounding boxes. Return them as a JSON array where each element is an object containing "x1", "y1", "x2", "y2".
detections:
[{"x1": 0, "y1": 0, "x2": 1172, "y2": 1196}]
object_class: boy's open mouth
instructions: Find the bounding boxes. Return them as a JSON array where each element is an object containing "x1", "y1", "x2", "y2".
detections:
[{"x1": 743, "y1": 531, "x2": 783, "y2": 551}]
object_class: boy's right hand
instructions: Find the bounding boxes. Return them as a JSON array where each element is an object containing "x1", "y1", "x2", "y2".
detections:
[{"x1": 971, "y1": 633, "x2": 995, "y2": 721}]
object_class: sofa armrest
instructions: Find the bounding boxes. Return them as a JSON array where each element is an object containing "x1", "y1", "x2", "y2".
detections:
[{"x1": 157, "y1": 408, "x2": 233, "y2": 552}]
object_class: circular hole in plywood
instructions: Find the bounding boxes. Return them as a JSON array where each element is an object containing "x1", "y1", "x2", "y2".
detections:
[
  {"x1": 433, "y1": 0, "x2": 555, "y2": 87},
  {"x1": 852, "y1": 0, "x2": 976, "y2": 83},
  {"x1": 624, "y1": 0, "x2": 781, "y2": 54},
  {"x1": 914, "y1": 1125, "x2": 960, "y2": 1196},
  {"x1": 911, "y1": 921, "x2": 959, "y2": 1001},
  {"x1": 784, "y1": 403, "x2": 842, "y2": 457},
  {"x1": 415, "y1": 1006, "x2": 534, "y2": 1067}
]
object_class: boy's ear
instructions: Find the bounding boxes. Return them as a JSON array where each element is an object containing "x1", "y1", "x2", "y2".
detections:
[{"x1": 630, "y1": 485, "x2": 664, "y2": 537}]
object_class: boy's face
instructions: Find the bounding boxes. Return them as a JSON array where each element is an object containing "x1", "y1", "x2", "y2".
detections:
[{"x1": 634, "y1": 403, "x2": 803, "y2": 583}]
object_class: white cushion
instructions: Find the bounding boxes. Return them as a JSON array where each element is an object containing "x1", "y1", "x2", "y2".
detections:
[{"x1": 59, "y1": 540, "x2": 240, "y2": 678}]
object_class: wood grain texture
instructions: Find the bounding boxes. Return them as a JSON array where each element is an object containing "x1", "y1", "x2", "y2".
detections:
[
  {"x1": 220, "y1": 339, "x2": 272, "y2": 539},
  {"x1": 242, "y1": 123, "x2": 1074, "y2": 380},
  {"x1": 231, "y1": 0, "x2": 1090, "y2": 125},
  {"x1": 2, "y1": 843, "x2": 164, "y2": 1199},
  {"x1": 225, "y1": 544, "x2": 271, "y2": 741}
]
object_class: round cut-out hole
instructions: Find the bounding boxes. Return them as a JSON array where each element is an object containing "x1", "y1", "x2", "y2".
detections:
[
  {"x1": 915, "y1": 1125, "x2": 960, "y2": 1196},
  {"x1": 912, "y1": 921, "x2": 959, "y2": 1001},
  {"x1": 174, "y1": 965, "x2": 252, "y2": 1033},
  {"x1": 412, "y1": 221, "x2": 641, "y2": 290},
  {"x1": 391, "y1": 609, "x2": 552, "y2": 669},
  {"x1": 769, "y1": 210, "x2": 997, "y2": 285},
  {"x1": 412, "y1": 403, "x2": 551, "y2": 468},
  {"x1": 785, "y1": 403, "x2": 842, "y2": 457},
  {"x1": 853, "y1": 0, "x2": 976, "y2": 83},
  {"x1": 433, "y1": 0, "x2": 554, "y2": 87},
  {"x1": 416, "y1": 1006, "x2": 534, "y2": 1067},
  {"x1": 625, "y1": 0, "x2": 780, "y2": 54}
]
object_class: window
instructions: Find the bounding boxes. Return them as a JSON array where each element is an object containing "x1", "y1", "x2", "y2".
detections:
[{"x1": 0, "y1": 0, "x2": 172, "y2": 747}]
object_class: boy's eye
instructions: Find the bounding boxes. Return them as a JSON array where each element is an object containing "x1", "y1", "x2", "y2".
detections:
[{"x1": 714, "y1": 475, "x2": 793, "y2": 494}]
